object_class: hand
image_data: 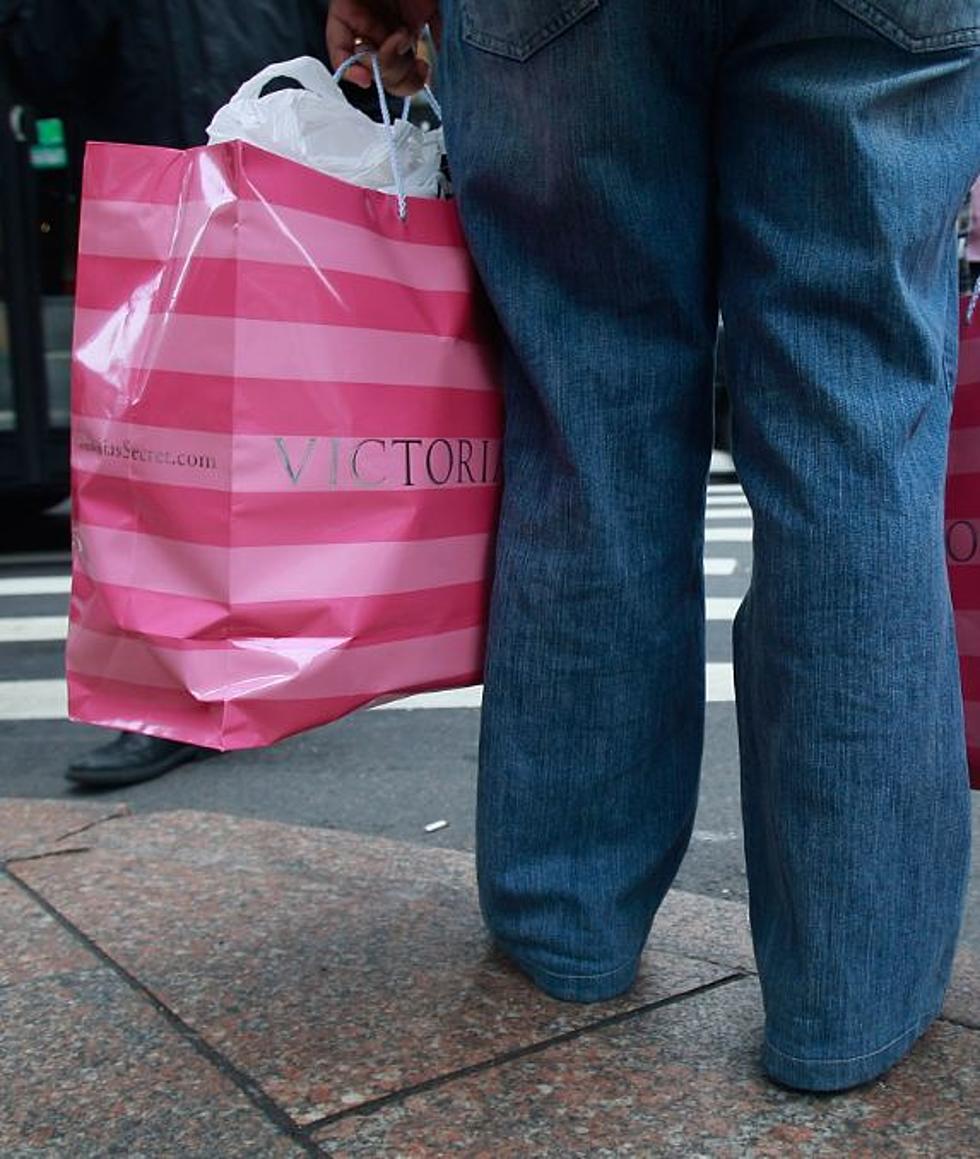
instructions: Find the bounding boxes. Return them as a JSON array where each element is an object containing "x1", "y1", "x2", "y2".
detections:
[{"x1": 326, "y1": 1, "x2": 440, "y2": 96}]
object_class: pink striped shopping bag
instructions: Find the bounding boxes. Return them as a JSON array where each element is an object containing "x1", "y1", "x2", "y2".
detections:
[
  {"x1": 67, "y1": 140, "x2": 502, "y2": 750},
  {"x1": 946, "y1": 293, "x2": 980, "y2": 789}
]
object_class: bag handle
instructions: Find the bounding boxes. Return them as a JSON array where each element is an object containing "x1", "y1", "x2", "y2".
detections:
[
  {"x1": 332, "y1": 50, "x2": 442, "y2": 124},
  {"x1": 332, "y1": 50, "x2": 444, "y2": 223},
  {"x1": 333, "y1": 50, "x2": 408, "y2": 220}
]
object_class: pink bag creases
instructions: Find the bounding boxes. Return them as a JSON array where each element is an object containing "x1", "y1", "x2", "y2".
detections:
[
  {"x1": 946, "y1": 293, "x2": 980, "y2": 789},
  {"x1": 67, "y1": 139, "x2": 502, "y2": 750}
]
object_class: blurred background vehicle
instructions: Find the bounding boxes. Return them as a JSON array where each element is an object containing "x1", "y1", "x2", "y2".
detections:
[
  {"x1": 0, "y1": 50, "x2": 73, "y2": 514},
  {"x1": 0, "y1": 0, "x2": 332, "y2": 516}
]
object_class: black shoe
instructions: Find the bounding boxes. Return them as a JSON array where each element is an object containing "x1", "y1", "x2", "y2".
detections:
[{"x1": 66, "y1": 732, "x2": 212, "y2": 788}]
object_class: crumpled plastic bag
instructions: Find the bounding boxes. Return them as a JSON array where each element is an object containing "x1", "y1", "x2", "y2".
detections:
[{"x1": 206, "y1": 56, "x2": 443, "y2": 198}]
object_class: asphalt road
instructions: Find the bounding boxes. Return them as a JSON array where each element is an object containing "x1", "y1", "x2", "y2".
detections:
[{"x1": 2, "y1": 488, "x2": 978, "y2": 958}]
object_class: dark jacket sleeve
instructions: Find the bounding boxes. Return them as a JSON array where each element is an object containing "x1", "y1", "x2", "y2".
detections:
[{"x1": 4, "y1": 0, "x2": 123, "y2": 104}]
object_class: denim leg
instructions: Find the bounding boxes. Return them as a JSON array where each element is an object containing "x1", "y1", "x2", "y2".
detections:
[
  {"x1": 439, "y1": 1, "x2": 719, "y2": 999},
  {"x1": 717, "y1": 3, "x2": 980, "y2": 1089}
]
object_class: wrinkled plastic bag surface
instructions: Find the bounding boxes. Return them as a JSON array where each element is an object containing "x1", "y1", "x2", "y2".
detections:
[
  {"x1": 207, "y1": 56, "x2": 443, "y2": 197},
  {"x1": 67, "y1": 138, "x2": 502, "y2": 750}
]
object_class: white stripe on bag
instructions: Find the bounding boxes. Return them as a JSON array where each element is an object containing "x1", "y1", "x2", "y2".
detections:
[
  {"x1": 79, "y1": 200, "x2": 476, "y2": 293},
  {"x1": 0, "y1": 584, "x2": 740, "y2": 640}
]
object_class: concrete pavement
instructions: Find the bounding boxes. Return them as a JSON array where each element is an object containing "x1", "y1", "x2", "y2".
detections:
[{"x1": 1, "y1": 798, "x2": 977, "y2": 1156}]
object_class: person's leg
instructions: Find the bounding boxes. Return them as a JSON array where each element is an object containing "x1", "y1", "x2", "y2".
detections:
[
  {"x1": 717, "y1": 0, "x2": 980, "y2": 1090},
  {"x1": 439, "y1": 1, "x2": 719, "y2": 999}
]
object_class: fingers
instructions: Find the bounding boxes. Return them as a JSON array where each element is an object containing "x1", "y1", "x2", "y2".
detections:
[
  {"x1": 375, "y1": 30, "x2": 430, "y2": 97},
  {"x1": 326, "y1": 1, "x2": 434, "y2": 93},
  {"x1": 326, "y1": 2, "x2": 397, "y2": 88}
]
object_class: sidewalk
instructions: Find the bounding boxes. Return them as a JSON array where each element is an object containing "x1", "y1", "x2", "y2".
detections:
[{"x1": 1, "y1": 799, "x2": 976, "y2": 1156}]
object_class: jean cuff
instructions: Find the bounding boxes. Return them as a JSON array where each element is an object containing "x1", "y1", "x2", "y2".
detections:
[
  {"x1": 499, "y1": 943, "x2": 639, "y2": 1003},
  {"x1": 762, "y1": 1008, "x2": 940, "y2": 1092}
]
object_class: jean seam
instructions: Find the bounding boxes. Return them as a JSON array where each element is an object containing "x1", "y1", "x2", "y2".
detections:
[
  {"x1": 461, "y1": 0, "x2": 599, "y2": 62},
  {"x1": 830, "y1": 1, "x2": 980, "y2": 51},
  {"x1": 765, "y1": 1009, "x2": 936, "y2": 1068},
  {"x1": 521, "y1": 958, "x2": 636, "y2": 983}
]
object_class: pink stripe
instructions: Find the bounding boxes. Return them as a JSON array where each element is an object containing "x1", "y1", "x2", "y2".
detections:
[
  {"x1": 73, "y1": 308, "x2": 499, "y2": 391},
  {"x1": 68, "y1": 669, "x2": 481, "y2": 750},
  {"x1": 67, "y1": 671, "x2": 358, "y2": 749},
  {"x1": 74, "y1": 255, "x2": 161, "y2": 316},
  {"x1": 948, "y1": 566, "x2": 980, "y2": 610},
  {"x1": 945, "y1": 472, "x2": 980, "y2": 518},
  {"x1": 82, "y1": 140, "x2": 467, "y2": 247},
  {"x1": 66, "y1": 622, "x2": 486, "y2": 702},
  {"x1": 958, "y1": 334, "x2": 980, "y2": 388},
  {"x1": 964, "y1": 701, "x2": 980, "y2": 752},
  {"x1": 71, "y1": 366, "x2": 503, "y2": 437},
  {"x1": 946, "y1": 428, "x2": 980, "y2": 476},
  {"x1": 955, "y1": 609, "x2": 980, "y2": 657},
  {"x1": 71, "y1": 418, "x2": 502, "y2": 495},
  {"x1": 950, "y1": 378, "x2": 980, "y2": 430},
  {"x1": 72, "y1": 365, "x2": 236, "y2": 433},
  {"x1": 958, "y1": 653, "x2": 980, "y2": 701},
  {"x1": 71, "y1": 570, "x2": 489, "y2": 641},
  {"x1": 68, "y1": 672, "x2": 231, "y2": 748},
  {"x1": 75, "y1": 524, "x2": 494, "y2": 602},
  {"x1": 78, "y1": 199, "x2": 475, "y2": 292},
  {"x1": 81, "y1": 142, "x2": 187, "y2": 210},
  {"x1": 76, "y1": 254, "x2": 483, "y2": 339},
  {"x1": 237, "y1": 140, "x2": 468, "y2": 244},
  {"x1": 73, "y1": 470, "x2": 500, "y2": 545}
]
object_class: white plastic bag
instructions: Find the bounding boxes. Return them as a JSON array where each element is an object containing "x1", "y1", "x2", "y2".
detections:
[{"x1": 206, "y1": 56, "x2": 443, "y2": 198}]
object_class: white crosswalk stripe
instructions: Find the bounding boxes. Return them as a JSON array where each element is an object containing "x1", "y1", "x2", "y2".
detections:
[
  {"x1": 705, "y1": 527, "x2": 753, "y2": 543},
  {"x1": 706, "y1": 597, "x2": 743, "y2": 620},
  {"x1": 704, "y1": 507, "x2": 751, "y2": 521},
  {"x1": 703, "y1": 558, "x2": 738, "y2": 577},
  {"x1": 0, "y1": 680, "x2": 67, "y2": 719},
  {"x1": 0, "y1": 663, "x2": 742, "y2": 721},
  {"x1": 0, "y1": 616, "x2": 68, "y2": 642},
  {"x1": 385, "y1": 664, "x2": 737, "y2": 712},
  {"x1": 0, "y1": 575, "x2": 71, "y2": 596},
  {"x1": 1, "y1": 483, "x2": 750, "y2": 722},
  {"x1": 708, "y1": 482, "x2": 744, "y2": 494}
]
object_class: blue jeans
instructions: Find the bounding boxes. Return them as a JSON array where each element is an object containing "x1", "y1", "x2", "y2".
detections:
[{"x1": 439, "y1": 0, "x2": 980, "y2": 1091}]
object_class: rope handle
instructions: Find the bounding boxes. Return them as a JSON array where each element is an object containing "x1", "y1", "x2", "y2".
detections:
[
  {"x1": 332, "y1": 52, "x2": 443, "y2": 125},
  {"x1": 333, "y1": 49, "x2": 444, "y2": 222}
]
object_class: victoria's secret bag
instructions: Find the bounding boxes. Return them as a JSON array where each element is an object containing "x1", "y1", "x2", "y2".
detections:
[
  {"x1": 67, "y1": 139, "x2": 501, "y2": 749},
  {"x1": 946, "y1": 294, "x2": 980, "y2": 789}
]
